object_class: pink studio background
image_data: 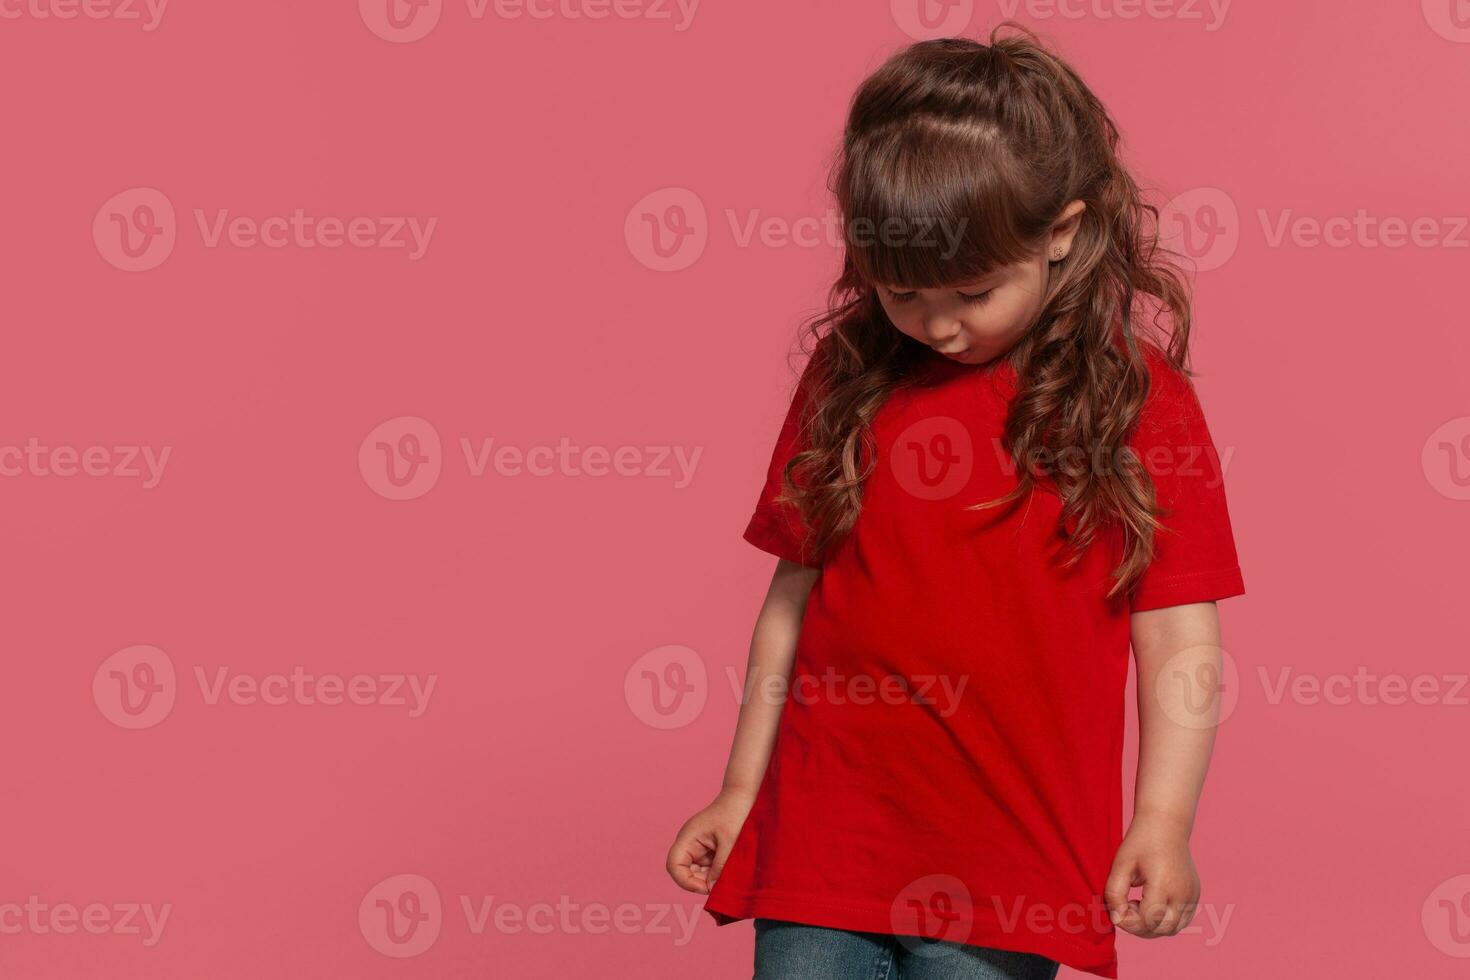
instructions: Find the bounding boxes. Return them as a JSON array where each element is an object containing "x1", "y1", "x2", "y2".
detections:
[{"x1": 1, "y1": 1, "x2": 1467, "y2": 977}]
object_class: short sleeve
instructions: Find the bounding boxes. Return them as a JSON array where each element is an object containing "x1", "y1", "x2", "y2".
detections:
[
  {"x1": 1127, "y1": 350, "x2": 1245, "y2": 612},
  {"x1": 742, "y1": 350, "x2": 826, "y2": 568}
]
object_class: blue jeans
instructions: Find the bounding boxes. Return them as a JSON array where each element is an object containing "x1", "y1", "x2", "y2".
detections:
[{"x1": 753, "y1": 919, "x2": 1060, "y2": 980}]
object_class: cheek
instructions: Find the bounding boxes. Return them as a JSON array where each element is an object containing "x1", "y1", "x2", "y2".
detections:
[
  {"x1": 880, "y1": 302, "x2": 924, "y2": 337},
  {"x1": 965, "y1": 289, "x2": 1041, "y2": 336}
]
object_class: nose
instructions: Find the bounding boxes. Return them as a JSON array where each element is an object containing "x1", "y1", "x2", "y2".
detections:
[{"x1": 922, "y1": 314, "x2": 962, "y2": 348}]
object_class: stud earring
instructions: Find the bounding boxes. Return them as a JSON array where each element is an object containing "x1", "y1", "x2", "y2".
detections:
[{"x1": 1051, "y1": 247, "x2": 1065, "y2": 261}]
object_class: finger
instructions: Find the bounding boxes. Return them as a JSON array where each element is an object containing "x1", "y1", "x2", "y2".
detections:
[
  {"x1": 1115, "y1": 899, "x2": 1147, "y2": 937},
  {"x1": 1136, "y1": 890, "x2": 1172, "y2": 937},
  {"x1": 666, "y1": 831, "x2": 715, "y2": 894},
  {"x1": 1103, "y1": 861, "x2": 1137, "y2": 926},
  {"x1": 1152, "y1": 901, "x2": 1184, "y2": 937},
  {"x1": 1177, "y1": 900, "x2": 1199, "y2": 933}
]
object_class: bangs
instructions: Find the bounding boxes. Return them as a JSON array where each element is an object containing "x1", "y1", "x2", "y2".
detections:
[{"x1": 841, "y1": 124, "x2": 1037, "y2": 290}]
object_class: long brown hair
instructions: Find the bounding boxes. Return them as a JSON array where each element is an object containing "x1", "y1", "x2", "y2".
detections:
[{"x1": 779, "y1": 23, "x2": 1194, "y2": 598}]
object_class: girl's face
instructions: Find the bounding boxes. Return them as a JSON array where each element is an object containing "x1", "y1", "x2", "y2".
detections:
[
  {"x1": 874, "y1": 201, "x2": 1086, "y2": 366},
  {"x1": 874, "y1": 255, "x2": 1049, "y2": 366}
]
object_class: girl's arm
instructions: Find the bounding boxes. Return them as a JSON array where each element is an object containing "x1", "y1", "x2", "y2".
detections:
[
  {"x1": 666, "y1": 558, "x2": 820, "y2": 894},
  {"x1": 1105, "y1": 600, "x2": 1223, "y2": 938}
]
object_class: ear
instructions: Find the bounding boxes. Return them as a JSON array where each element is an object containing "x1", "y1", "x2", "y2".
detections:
[{"x1": 1049, "y1": 200, "x2": 1087, "y2": 256}]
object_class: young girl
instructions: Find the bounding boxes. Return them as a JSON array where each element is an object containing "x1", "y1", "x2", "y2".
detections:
[{"x1": 667, "y1": 25, "x2": 1243, "y2": 980}]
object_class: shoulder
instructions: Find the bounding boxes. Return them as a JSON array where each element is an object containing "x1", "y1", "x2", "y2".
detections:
[{"x1": 1132, "y1": 340, "x2": 1209, "y2": 445}]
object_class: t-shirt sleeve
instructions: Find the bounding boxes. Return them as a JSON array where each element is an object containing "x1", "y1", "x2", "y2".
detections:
[
  {"x1": 742, "y1": 352, "x2": 825, "y2": 568},
  {"x1": 1127, "y1": 352, "x2": 1245, "y2": 612}
]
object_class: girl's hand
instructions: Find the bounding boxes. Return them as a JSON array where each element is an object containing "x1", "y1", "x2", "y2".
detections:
[
  {"x1": 1103, "y1": 813, "x2": 1200, "y2": 938},
  {"x1": 665, "y1": 789, "x2": 757, "y2": 895}
]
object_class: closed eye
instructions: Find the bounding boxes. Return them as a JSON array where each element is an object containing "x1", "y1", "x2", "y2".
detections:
[{"x1": 883, "y1": 287, "x2": 994, "y2": 305}]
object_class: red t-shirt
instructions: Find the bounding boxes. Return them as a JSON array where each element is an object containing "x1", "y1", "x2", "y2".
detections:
[{"x1": 703, "y1": 340, "x2": 1244, "y2": 977}]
